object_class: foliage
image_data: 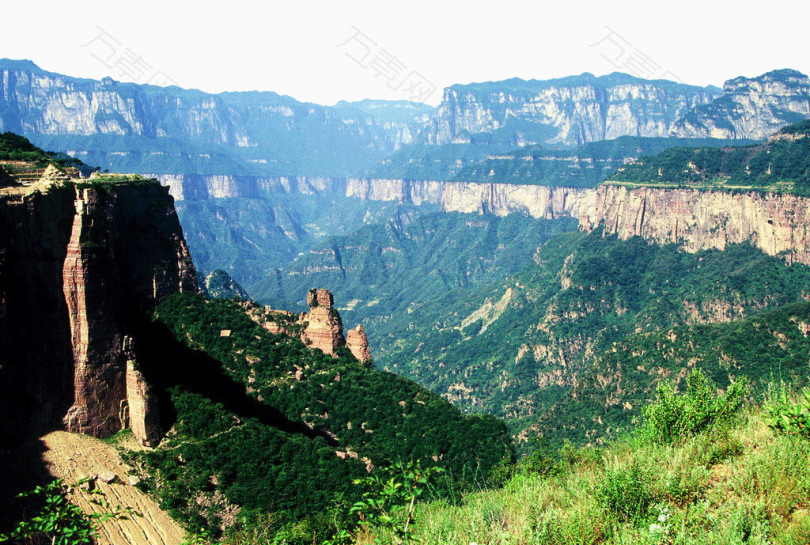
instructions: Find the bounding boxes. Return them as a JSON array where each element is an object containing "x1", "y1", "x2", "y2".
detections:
[
  {"x1": 370, "y1": 227, "x2": 810, "y2": 449},
  {"x1": 0, "y1": 478, "x2": 139, "y2": 545},
  {"x1": 253, "y1": 211, "x2": 577, "y2": 317},
  {"x1": 341, "y1": 462, "x2": 444, "y2": 544},
  {"x1": 0, "y1": 132, "x2": 94, "y2": 172},
  {"x1": 766, "y1": 384, "x2": 810, "y2": 439},
  {"x1": 133, "y1": 293, "x2": 512, "y2": 539},
  {"x1": 640, "y1": 369, "x2": 748, "y2": 444},
  {"x1": 178, "y1": 194, "x2": 425, "y2": 287},
  {"x1": 597, "y1": 462, "x2": 654, "y2": 524},
  {"x1": 373, "y1": 392, "x2": 810, "y2": 544},
  {"x1": 611, "y1": 120, "x2": 810, "y2": 194}
]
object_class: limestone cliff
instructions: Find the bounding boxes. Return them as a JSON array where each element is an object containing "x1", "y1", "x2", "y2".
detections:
[
  {"x1": 671, "y1": 70, "x2": 810, "y2": 139},
  {"x1": 160, "y1": 172, "x2": 810, "y2": 269},
  {"x1": 424, "y1": 73, "x2": 720, "y2": 147},
  {"x1": 0, "y1": 59, "x2": 428, "y2": 177},
  {"x1": 579, "y1": 185, "x2": 810, "y2": 265},
  {"x1": 0, "y1": 171, "x2": 197, "y2": 447}
]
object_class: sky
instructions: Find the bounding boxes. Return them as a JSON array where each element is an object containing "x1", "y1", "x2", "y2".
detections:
[{"x1": 2, "y1": 1, "x2": 808, "y2": 106}]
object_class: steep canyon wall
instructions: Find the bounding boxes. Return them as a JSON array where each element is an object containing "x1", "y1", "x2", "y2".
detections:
[
  {"x1": 163, "y1": 174, "x2": 810, "y2": 267},
  {"x1": 0, "y1": 180, "x2": 197, "y2": 447}
]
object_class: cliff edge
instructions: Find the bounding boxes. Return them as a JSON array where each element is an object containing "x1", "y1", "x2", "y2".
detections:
[{"x1": 0, "y1": 170, "x2": 197, "y2": 448}]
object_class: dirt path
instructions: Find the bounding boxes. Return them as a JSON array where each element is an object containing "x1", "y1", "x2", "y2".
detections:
[{"x1": 38, "y1": 431, "x2": 187, "y2": 545}]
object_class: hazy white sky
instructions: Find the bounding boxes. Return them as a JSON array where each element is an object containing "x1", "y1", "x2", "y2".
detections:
[{"x1": 3, "y1": 1, "x2": 807, "y2": 106}]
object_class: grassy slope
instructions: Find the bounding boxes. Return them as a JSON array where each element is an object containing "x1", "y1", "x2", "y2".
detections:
[{"x1": 363, "y1": 396, "x2": 810, "y2": 544}]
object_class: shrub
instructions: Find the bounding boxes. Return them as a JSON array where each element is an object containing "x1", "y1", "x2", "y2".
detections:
[
  {"x1": 597, "y1": 462, "x2": 654, "y2": 524},
  {"x1": 345, "y1": 461, "x2": 444, "y2": 544},
  {"x1": 641, "y1": 369, "x2": 748, "y2": 444},
  {"x1": 0, "y1": 478, "x2": 139, "y2": 545},
  {"x1": 766, "y1": 386, "x2": 810, "y2": 439}
]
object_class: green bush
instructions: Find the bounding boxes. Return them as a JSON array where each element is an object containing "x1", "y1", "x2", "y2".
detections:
[
  {"x1": 641, "y1": 369, "x2": 748, "y2": 444},
  {"x1": 766, "y1": 385, "x2": 810, "y2": 439},
  {"x1": 597, "y1": 462, "x2": 654, "y2": 524},
  {"x1": 342, "y1": 461, "x2": 444, "y2": 544},
  {"x1": 0, "y1": 478, "x2": 139, "y2": 545}
]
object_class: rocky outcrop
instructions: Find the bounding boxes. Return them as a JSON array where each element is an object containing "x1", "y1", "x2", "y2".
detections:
[
  {"x1": 347, "y1": 326, "x2": 371, "y2": 363},
  {"x1": 0, "y1": 173, "x2": 197, "y2": 447},
  {"x1": 671, "y1": 70, "x2": 810, "y2": 139},
  {"x1": 124, "y1": 357, "x2": 162, "y2": 448},
  {"x1": 245, "y1": 289, "x2": 371, "y2": 362},
  {"x1": 303, "y1": 289, "x2": 344, "y2": 357}
]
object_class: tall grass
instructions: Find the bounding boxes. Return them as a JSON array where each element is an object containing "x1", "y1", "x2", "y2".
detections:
[{"x1": 359, "y1": 379, "x2": 810, "y2": 544}]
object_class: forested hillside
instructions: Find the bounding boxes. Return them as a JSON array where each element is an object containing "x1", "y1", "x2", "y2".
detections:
[
  {"x1": 368, "y1": 230, "x2": 810, "y2": 447},
  {"x1": 611, "y1": 120, "x2": 810, "y2": 193},
  {"x1": 128, "y1": 294, "x2": 512, "y2": 540},
  {"x1": 253, "y1": 211, "x2": 578, "y2": 316}
]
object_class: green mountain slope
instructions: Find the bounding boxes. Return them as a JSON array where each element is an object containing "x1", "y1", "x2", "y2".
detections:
[
  {"x1": 539, "y1": 301, "x2": 810, "y2": 446},
  {"x1": 611, "y1": 120, "x2": 810, "y2": 194},
  {"x1": 177, "y1": 196, "x2": 435, "y2": 287},
  {"x1": 130, "y1": 294, "x2": 512, "y2": 538},
  {"x1": 369, "y1": 230, "x2": 810, "y2": 447},
  {"x1": 250, "y1": 211, "x2": 579, "y2": 321}
]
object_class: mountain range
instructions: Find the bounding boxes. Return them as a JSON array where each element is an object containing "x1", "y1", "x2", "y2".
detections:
[
  {"x1": 3, "y1": 59, "x2": 810, "y2": 181},
  {"x1": 4, "y1": 59, "x2": 810, "y2": 542}
]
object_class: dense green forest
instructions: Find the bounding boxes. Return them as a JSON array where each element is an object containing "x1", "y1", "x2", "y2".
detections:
[
  {"x1": 367, "y1": 229, "x2": 810, "y2": 448},
  {"x1": 179, "y1": 196, "x2": 436, "y2": 288},
  {"x1": 539, "y1": 301, "x2": 810, "y2": 445},
  {"x1": 130, "y1": 294, "x2": 512, "y2": 540},
  {"x1": 252, "y1": 211, "x2": 578, "y2": 316},
  {"x1": 611, "y1": 120, "x2": 810, "y2": 193}
]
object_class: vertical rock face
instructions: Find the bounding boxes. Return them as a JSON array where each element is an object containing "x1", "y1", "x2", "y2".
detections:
[
  {"x1": 0, "y1": 176, "x2": 197, "y2": 447},
  {"x1": 579, "y1": 185, "x2": 810, "y2": 265},
  {"x1": 302, "y1": 289, "x2": 344, "y2": 357},
  {"x1": 0, "y1": 184, "x2": 75, "y2": 447},
  {"x1": 0, "y1": 60, "x2": 428, "y2": 176},
  {"x1": 125, "y1": 359, "x2": 162, "y2": 448},
  {"x1": 670, "y1": 70, "x2": 810, "y2": 139},
  {"x1": 346, "y1": 325, "x2": 371, "y2": 363},
  {"x1": 425, "y1": 73, "x2": 720, "y2": 146}
]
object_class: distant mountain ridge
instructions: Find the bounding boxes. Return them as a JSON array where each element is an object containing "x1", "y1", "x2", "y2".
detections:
[
  {"x1": 671, "y1": 69, "x2": 810, "y2": 139},
  {"x1": 0, "y1": 59, "x2": 430, "y2": 176},
  {"x1": 2, "y1": 60, "x2": 809, "y2": 181},
  {"x1": 423, "y1": 72, "x2": 722, "y2": 147},
  {"x1": 420, "y1": 69, "x2": 810, "y2": 148}
]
